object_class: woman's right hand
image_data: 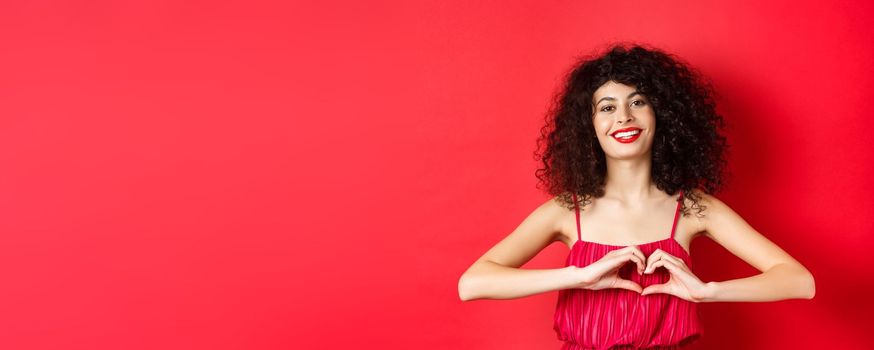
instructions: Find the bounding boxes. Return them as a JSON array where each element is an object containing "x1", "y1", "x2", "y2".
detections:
[{"x1": 574, "y1": 246, "x2": 646, "y2": 293}]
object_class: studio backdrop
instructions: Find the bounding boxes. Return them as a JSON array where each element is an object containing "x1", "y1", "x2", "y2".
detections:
[{"x1": 0, "y1": 1, "x2": 872, "y2": 349}]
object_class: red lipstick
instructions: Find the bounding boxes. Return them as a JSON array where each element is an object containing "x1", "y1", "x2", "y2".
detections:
[{"x1": 610, "y1": 127, "x2": 642, "y2": 143}]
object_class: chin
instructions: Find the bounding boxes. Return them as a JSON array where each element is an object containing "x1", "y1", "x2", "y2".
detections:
[
  {"x1": 608, "y1": 153, "x2": 647, "y2": 161},
  {"x1": 605, "y1": 147, "x2": 650, "y2": 160}
]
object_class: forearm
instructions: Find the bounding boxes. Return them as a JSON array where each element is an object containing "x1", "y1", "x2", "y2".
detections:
[
  {"x1": 458, "y1": 261, "x2": 580, "y2": 301},
  {"x1": 700, "y1": 263, "x2": 816, "y2": 302}
]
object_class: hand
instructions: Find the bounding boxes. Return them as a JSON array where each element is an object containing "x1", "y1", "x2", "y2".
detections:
[
  {"x1": 577, "y1": 246, "x2": 647, "y2": 293},
  {"x1": 640, "y1": 248, "x2": 709, "y2": 302}
]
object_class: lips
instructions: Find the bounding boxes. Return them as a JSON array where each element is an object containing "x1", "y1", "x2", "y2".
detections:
[{"x1": 610, "y1": 127, "x2": 642, "y2": 143}]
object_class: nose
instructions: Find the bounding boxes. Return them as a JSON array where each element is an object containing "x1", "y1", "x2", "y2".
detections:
[{"x1": 616, "y1": 105, "x2": 634, "y2": 124}]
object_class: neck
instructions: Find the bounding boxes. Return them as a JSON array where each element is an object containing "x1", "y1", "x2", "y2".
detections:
[{"x1": 603, "y1": 153, "x2": 659, "y2": 204}]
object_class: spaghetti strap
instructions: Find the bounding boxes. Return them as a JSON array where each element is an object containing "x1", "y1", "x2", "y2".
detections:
[
  {"x1": 571, "y1": 193, "x2": 581, "y2": 241},
  {"x1": 669, "y1": 190, "x2": 684, "y2": 239}
]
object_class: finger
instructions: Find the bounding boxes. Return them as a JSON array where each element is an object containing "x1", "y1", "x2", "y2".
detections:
[
  {"x1": 645, "y1": 259, "x2": 686, "y2": 276},
  {"x1": 641, "y1": 283, "x2": 669, "y2": 296},
  {"x1": 606, "y1": 250, "x2": 645, "y2": 272},
  {"x1": 619, "y1": 252, "x2": 646, "y2": 275},
  {"x1": 618, "y1": 246, "x2": 646, "y2": 261},
  {"x1": 645, "y1": 252, "x2": 664, "y2": 273},
  {"x1": 612, "y1": 278, "x2": 643, "y2": 293},
  {"x1": 645, "y1": 259, "x2": 667, "y2": 274},
  {"x1": 627, "y1": 246, "x2": 647, "y2": 273},
  {"x1": 622, "y1": 248, "x2": 646, "y2": 273},
  {"x1": 614, "y1": 246, "x2": 646, "y2": 273},
  {"x1": 651, "y1": 259, "x2": 704, "y2": 291},
  {"x1": 651, "y1": 248, "x2": 685, "y2": 267},
  {"x1": 644, "y1": 249, "x2": 682, "y2": 273}
]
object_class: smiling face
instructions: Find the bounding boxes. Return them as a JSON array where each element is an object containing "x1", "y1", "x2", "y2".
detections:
[{"x1": 591, "y1": 80, "x2": 656, "y2": 160}]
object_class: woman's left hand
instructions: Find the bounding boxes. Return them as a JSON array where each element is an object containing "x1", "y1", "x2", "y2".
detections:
[{"x1": 640, "y1": 248, "x2": 710, "y2": 302}]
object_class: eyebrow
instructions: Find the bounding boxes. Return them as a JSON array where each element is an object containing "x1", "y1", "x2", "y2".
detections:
[{"x1": 596, "y1": 91, "x2": 642, "y2": 105}]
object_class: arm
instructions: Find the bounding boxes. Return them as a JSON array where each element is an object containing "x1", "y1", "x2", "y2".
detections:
[
  {"x1": 693, "y1": 190, "x2": 816, "y2": 302},
  {"x1": 458, "y1": 195, "x2": 584, "y2": 301},
  {"x1": 459, "y1": 263, "x2": 581, "y2": 301}
]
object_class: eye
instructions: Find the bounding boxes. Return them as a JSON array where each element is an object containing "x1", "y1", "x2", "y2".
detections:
[
  {"x1": 600, "y1": 105, "x2": 615, "y2": 112},
  {"x1": 631, "y1": 99, "x2": 646, "y2": 106}
]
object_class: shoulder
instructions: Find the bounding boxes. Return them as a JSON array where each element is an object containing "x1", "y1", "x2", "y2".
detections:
[
  {"x1": 519, "y1": 193, "x2": 576, "y2": 244},
  {"x1": 684, "y1": 188, "x2": 734, "y2": 234},
  {"x1": 540, "y1": 193, "x2": 574, "y2": 231}
]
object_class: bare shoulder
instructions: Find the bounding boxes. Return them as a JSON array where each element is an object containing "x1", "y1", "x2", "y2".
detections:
[
  {"x1": 683, "y1": 188, "x2": 731, "y2": 237},
  {"x1": 532, "y1": 194, "x2": 573, "y2": 240}
]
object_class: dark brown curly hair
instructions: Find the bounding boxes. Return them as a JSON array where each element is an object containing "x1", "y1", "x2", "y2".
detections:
[{"x1": 534, "y1": 42, "x2": 731, "y2": 217}]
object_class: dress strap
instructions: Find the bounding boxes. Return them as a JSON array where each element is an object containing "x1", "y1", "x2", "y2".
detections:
[
  {"x1": 669, "y1": 190, "x2": 684, "y2": 239},
  {"x1": 571, "y1": 193, "x2": 581, "y2": 241}
]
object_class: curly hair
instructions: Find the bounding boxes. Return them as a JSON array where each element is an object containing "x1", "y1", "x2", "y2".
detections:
[{"x1": 534, "y1": 42, "x2": 731, "y2": 217}]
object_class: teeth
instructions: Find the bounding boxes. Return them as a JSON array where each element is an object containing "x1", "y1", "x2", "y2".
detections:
[{"x1": 613, "y1": 130, "x2": 641, "y2": 138}]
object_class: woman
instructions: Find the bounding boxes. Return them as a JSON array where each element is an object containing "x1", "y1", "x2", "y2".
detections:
[{"x1": 457, "y1": 43, "x2": 815, "y2": 349}]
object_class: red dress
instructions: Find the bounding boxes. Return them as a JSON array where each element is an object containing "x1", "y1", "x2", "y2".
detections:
[{"x1": 553, "y1": 190, "x2": 703, "y2": 349}]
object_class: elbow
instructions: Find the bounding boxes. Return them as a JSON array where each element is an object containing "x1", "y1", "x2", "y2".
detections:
[
  {"x1": 789, "y1": 265, "x2": 816, "y2": 300},
  {"x1": 779, "y1": 263, "x2": 816, "y2": 300},
  {"x1": 458, "y1": 273, "x2": 478, "y2": 302},
  {"x1": 803, "y1": 271, "x2": 816, "y2": 300}
]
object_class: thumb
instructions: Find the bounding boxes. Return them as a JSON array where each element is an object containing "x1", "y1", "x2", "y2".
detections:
[
  {"x1": 641, "y1": 283, "x2": 668, "y2": 296},
  {"x1": 613, "y1": 279, "x2": 643, "y2": 294}
]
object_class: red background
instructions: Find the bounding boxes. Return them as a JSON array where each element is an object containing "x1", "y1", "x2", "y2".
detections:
[{"x1": 1, "y1": 1, "x2": 872, "y2": 349}]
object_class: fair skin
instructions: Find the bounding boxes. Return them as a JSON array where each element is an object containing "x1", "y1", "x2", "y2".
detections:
[{"x1": 458, "y1": 80, "x2": 816, "y2": 302}]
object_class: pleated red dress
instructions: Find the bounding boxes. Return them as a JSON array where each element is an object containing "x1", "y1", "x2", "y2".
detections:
[{"x1": 553, "y1": 190, "x2": 702, "y2": 349}]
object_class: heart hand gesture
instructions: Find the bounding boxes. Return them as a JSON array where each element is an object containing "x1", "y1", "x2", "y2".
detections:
[
  {"x1": 576, "y1": 246, "x2": 646, "y2": 293},
  {"x1": 640, "y1": 248, "x2": 709, "y2": 302}
]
